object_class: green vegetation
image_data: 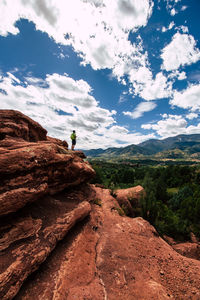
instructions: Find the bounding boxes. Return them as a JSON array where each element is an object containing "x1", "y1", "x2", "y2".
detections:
[
  {"x1": 113, "y1": 205, "x2": 126, "y2": 216},
  {"x1": 90, "y1": 160, "x2": 200, "y2": 241},
  {"x1": 93, "y1": 198, "x2": 102, "y2": 206}
]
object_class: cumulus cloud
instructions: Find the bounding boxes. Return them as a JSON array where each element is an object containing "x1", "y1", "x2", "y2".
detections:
[
  {"x1": 94, "y1": 125, "x2": 156, "y2": 148},
  {"x1": 178, "y1": 25, "x2": 189, "y2": 33},
  {"x1": 1, "y1": 0, "x2": 183, "y2": 102},
  {"x1": 142, "y1": 114, "x2": 200, "y2": 138},
  {"x1": 170, "y1": 84, "x2": 200, "y2": 111},
  {"x1": 123, "y1": 101, "x2": 156, "y2": 119},
  {"x1": 168, "y1": 70, "x2": 186, "y2": 81},
  {"x1": 0, "y1": 0, "x2": 153, "y2": 72},
  {"x1": 140, "y1": 72, "x2": 173, "y2": 100},
  {"x1": 129, "y1": 70, "x2": 173, "y2": 100},
  {"x1": 186, "y1": 113, "x2": 198, "y2": 120},
  {"x1": 0, "y1": 72, "x2": 154, "y2": 149},
  {"x1": 142, "y1": 114, "x2": 188, "y2": 138},
  {"x1": 161, "y1": 33, "x2": 200, "y2": 71}
]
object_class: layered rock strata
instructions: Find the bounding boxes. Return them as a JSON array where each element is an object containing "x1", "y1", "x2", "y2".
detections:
[
  {"x1": 0, "y1": 110, "x2": 95, "y2": 216},
  {"x1": 15, "y1": 187, "x2": 200, "y2": 300},
  {"x1": 0, "y1": 190, "x2": 91, "y2": 300},
  {"x1": 0, "y1": 110, "x2": 95, "y2": 299},
  {"x1": 1, "y1": 110, "x2": 200, "y2": 300}
]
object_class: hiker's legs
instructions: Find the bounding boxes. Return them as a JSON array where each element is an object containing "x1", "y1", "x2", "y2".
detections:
[{"x1": 71, "y1": 140, "x2": 76, "y2": 150}]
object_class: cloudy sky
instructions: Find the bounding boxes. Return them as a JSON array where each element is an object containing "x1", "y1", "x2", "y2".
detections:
[{"x1": 0, "y1": 0, "x2": 200, "y2": 149}]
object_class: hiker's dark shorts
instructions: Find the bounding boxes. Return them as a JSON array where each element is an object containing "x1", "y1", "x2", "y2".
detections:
[{"x1": 72, "y1": 139, "x2": 76, "y2": 145}]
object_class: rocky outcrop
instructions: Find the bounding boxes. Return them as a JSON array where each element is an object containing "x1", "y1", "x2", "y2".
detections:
[
  {"x1": 115, "y1": 185, "x2": 144, "y2": 216},
  {"x1": 0, "y1": 110, "x2": 95, "y2": 216},
  {"x1": 15, "y1": 187, "x2": 200, "y2": 300},
  {"x1": 0, "y1": 186, "x2": 93, "y2": 300},
  {"x1": 1, "y1": 110, "x2": 200, "y2": 300},
  {"x1": 172, "y1": 242, "x2": 200, "y2": 260},
  {"x1": 0, "y1": 110, "x2": 47, "y2": 142},
  {"x1": 0, "y1": 110, "x2": 96, "y2": 299}
]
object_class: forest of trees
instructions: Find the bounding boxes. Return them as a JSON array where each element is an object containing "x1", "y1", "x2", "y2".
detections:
[{"x1": 90, "y1": 161, "x2": 200, "y2": 241}]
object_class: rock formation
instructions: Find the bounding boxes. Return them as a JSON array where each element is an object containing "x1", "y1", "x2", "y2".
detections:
[
  {"x1": 1, "y1": 110, "x2": 200, "y2": 300},
  {"x1": 115, "y1": 185, "x2": 144, "y2": 216},
  {"x1": 14, "y1": 187, "x2": 200, "y2": 300},
  {"x1": 0, "y1": 110, "x2": 94, "y2": 216}
]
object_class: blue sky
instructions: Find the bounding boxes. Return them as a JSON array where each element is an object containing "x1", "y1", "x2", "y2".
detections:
[{"x1": 0, "y1": 0, "x2": 200, "y2": 149}]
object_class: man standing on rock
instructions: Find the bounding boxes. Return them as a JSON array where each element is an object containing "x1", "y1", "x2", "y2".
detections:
[{"x1": 70, "y1": 130, "x2": 76, "y2": 150}]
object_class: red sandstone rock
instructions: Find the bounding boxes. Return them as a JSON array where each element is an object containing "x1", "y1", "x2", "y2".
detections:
[
  {"x1": 0, "y1": 186, "x2": 93, "y2": 300},
  {"x1": 15, "y1": 186, "x2": 200, "y2": 300},
  {"x1": 163, "y1": 235, "x2": 176, "y2": 245},
  {"x1": 46, "y1": 136, "x2": 68, "y2": 149},
  {"x1": 1, "y1": 110, "x2": 200, "y2": 300},
  {"x1": 0, "y1": 110, "x2": 94, "y2": 216},
  {"x1": 190, "y1": 232, "x2": 199, "y2": 243},
  {"x1": 115, "y1": 185, "x2": 144, "y2": 216},
  {"x1": 172, "y1": 242, "x2": 200, "y2": 260},
  {"x1": 0, "y1": 110, "x2": 47, "y2": 142},
  {"x1": 0, "y1": 142, "x2": 95, "y2": 216}
]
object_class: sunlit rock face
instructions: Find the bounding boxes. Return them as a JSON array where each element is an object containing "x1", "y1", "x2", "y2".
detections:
[
  {"x1": 14, "y1": 187, "x2": 200, "y2": 300},
  {"x1": 115, "y1": 185, "x2": 145, "y2": 216},
  {"x1": 0, "y1": 109, "x2": 95, "y2": 216},
  {"x1": 1, "y1": 110, "x2": 200, "y2": 300},
  {"x1": 0, "y1": 110, "x2": 96, "y2": 299}
]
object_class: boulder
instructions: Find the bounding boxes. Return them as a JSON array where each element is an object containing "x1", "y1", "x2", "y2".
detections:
[{"x1": 114, "y1": 185, "x2": 144, "y2": 216}]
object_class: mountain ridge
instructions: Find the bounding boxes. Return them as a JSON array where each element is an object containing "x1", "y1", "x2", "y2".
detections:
[{"x1": 84, "y1": 134, "x2": 200, "y2": 158}]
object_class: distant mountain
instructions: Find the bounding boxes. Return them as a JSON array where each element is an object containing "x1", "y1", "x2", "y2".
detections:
[
  {"x1": 84, "y1": 134, "x2": 200, "y2": 159},
  {"x1": 139, "y1": 134, "x2": 200, "y2": 154},
  {"x1": 84, "y1": 144, "x2": 152, "y2": 157}
]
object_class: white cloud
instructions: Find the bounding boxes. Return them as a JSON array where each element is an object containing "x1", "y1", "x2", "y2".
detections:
[
  {"x1": 0, "y1": 0, "x2": 153, "y2": 73},
  {"x1": 123, "y1": 101, "x2": 156, "y2": 119},
  {"x1": 162, "y1": 21, "x2": 175, "y2": 33},
  {"x1": 168, "y1": 70, "x2": 186, "y2": 80},
  {"x1": 170, "y1": 8, "x2": 177, "y2": 16},
  {"x1": 7, "y1": 72, "x2": 21, "y2": 84},
  {"x1": 94, "y1": 125, "x2": 156, "y2": 147},
  {"x1": 170, "y1": 84, "x2": 200, "y2": 111},
  {"x1": 142, "y1": 114, "x2": 188, "y2": 138},
  {"x1": 129, "y1": 70, "x2": 172, "y2": 100},
  {"x1": 142, "y1": 113, "x2": 200, "y2": 138},
  {"x1": 161, "y1": 33, "x2": 200, "y2": 71},
  {"x1": 0, "y1": 72, "x2": 154, "y2": 149},
  {"x1": 186, "y1": 113, "x2": 198, "y2": 120},
  {"x1": 139, "y1": 72, "x2": 172, "y2": 100},
  {"x1": 181, "y1": 6, "x2": 187, "y2": 11},
  {"x1": 1, "y1": 1, "x2": 179, "y2": 103},
  {"x1": 178, "y1": 25, "x2": 189, "y2": 33}
]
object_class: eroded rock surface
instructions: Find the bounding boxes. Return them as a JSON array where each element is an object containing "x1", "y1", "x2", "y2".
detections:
[
  {"x1": 115, "y1": 185, "x2": 144, "y2": 216},
  {"x1": 0, "y1": 185, "x2": 93, "y2": 300},
  {"x1": 1, "y1": 110, "x2": 200, "y2": 300},
  {"x1": 172, "y1": 242, "x2": 200, "y2": 260},
  {"x1": 15, "y1": 187, "x2": 200, "y2": 300},
  {"x1": 0, "y1": 110, "x2": 94, "y2": 216},
  {"x1": 0, "y1": 110, "x2": 47, "y2": 142}
]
